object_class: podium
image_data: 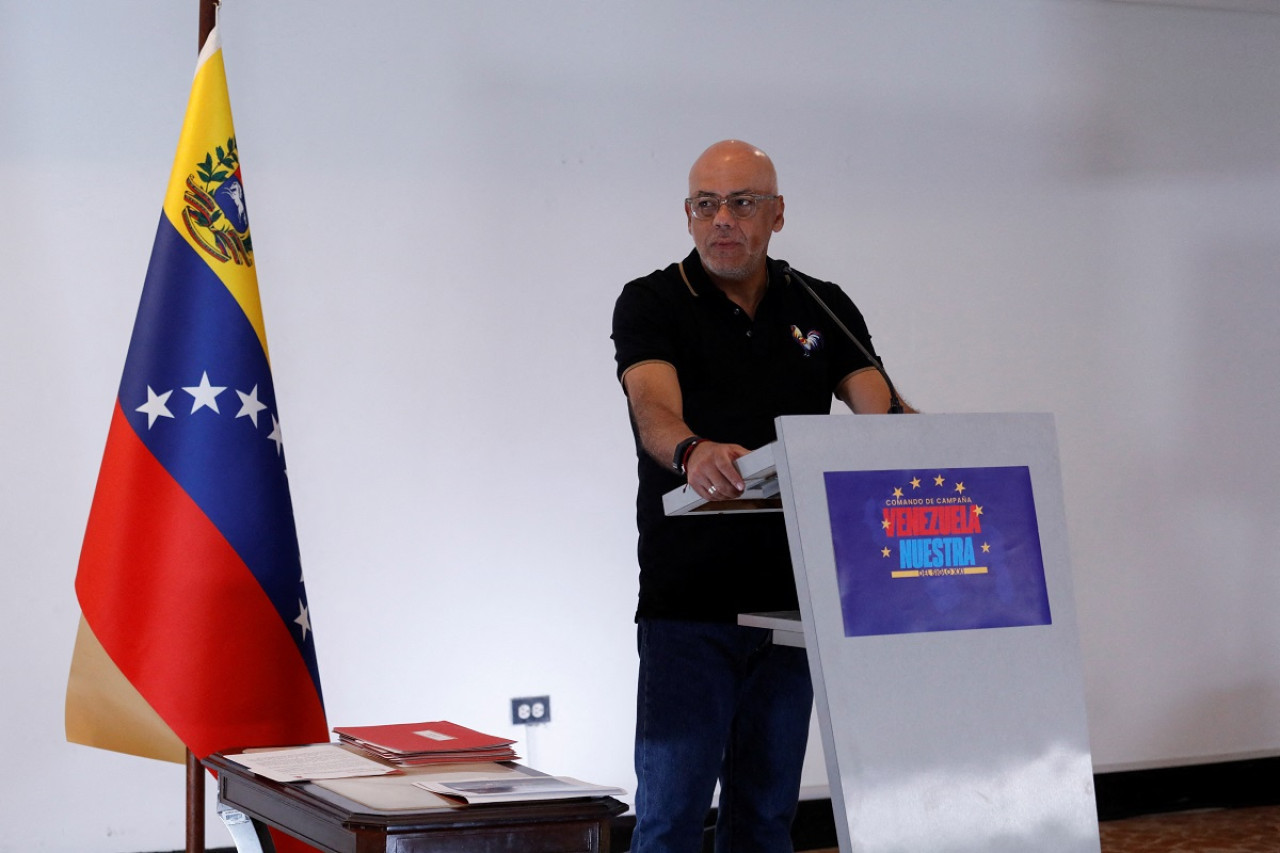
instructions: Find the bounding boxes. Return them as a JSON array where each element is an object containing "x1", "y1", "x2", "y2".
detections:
[{"x1": 665, "y1": 413, "x2": 1100, "y2": 853}]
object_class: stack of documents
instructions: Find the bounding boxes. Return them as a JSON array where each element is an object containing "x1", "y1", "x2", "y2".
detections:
[{"x1": 334, "y1": 720, "x2": 519, "y2": 767}]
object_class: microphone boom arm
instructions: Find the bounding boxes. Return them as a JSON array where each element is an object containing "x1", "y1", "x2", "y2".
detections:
[{"x1": 783, "y1": 264, "x2": 905, "y2": 414}]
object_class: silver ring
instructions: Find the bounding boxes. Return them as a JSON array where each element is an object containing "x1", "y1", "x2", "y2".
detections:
[{"x1": 708, "y1": 485, "x2": 718, "y2": 495}]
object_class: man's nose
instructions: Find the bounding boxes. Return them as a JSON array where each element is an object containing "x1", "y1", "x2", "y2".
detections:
[{"x1": 712, "y1": 203, "x2": 737, "y2": 226}]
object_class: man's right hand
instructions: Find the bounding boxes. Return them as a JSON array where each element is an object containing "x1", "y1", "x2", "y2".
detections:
[{"x1": 684, "y1": 439, "x2": 749, "y2": 501}]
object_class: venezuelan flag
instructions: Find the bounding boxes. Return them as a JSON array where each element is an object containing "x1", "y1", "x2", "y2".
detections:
[{"x1": 66, "y1": 27, "x2": 327, "y2": 767}]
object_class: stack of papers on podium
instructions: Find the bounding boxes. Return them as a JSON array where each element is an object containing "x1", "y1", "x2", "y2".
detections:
[{"x1": 334, "y1": 721, "x2": 519, "y2": 767}]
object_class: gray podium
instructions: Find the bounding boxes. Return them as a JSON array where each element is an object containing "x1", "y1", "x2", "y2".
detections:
[{"x1": 664, "y1": 413, "x2": 1100, "y2": 853}]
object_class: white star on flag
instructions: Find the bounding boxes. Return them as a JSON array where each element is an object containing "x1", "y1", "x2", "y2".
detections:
[
  {"x1": 236, "y1": 384, "x2": 269, "y2": 427},
  {"x1": 294, "y1": 600, "x2": 312, "y2": 641},
  {"x1": 268, "y1": 415, "x2": 284, "y2": 456},
  {"x1": 183, "y1": 371, "x2": 226, "y2": 414},
  {"x1": 136, "y1": 386, "x2": 175, "y2": 429}
]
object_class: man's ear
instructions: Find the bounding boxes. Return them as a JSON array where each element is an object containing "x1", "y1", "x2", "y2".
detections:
[{"x1": 773, "y1": 195, "x2": 785, "y2": 232}]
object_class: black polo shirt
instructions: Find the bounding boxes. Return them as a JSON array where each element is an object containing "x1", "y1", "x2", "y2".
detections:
[{"x1": 612, "y1": 249, "x2": 880, "y2": 622}]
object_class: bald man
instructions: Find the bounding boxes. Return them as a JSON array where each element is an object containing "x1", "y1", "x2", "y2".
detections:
[{"x1": 612, "y1": 140, "x2": 909, "y2": 852}]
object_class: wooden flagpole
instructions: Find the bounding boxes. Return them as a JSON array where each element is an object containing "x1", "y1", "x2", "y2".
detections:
[
  {"x1": 187, "y1": 749, "x2": 205, "y2": 853},
  {"x1": 189, "y1": 5, "x2": 216, "y2": 852},
  {"x1": 199, "y1": 0, "x2": 218, "y2": 52}
]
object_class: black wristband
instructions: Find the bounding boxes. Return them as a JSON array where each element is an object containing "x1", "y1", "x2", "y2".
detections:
[{"x1": 672, "y1": 435, "x2": 702, "y2": 475}]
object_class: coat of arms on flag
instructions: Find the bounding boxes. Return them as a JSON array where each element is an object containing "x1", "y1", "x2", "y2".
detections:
[{"x1": 182, "y1": 138, "x2": 253, "y2": 265}]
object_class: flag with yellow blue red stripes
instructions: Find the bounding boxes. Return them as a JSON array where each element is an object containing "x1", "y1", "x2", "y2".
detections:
[{"x1": 66, "y1": 26, "x2": 328, "y2": 769}]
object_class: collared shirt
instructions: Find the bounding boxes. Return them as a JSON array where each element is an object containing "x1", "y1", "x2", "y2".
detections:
[{"x1": 612, "y1": 249, "x2": 881, "y2": 622}]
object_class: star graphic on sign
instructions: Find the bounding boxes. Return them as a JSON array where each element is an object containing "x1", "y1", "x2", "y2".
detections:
[
  {"x1": 934, "y1": 475, "x2": 946, "y2": 487},
  {"x1": 268, "y1": 415, "x2": 284, "y2": 456},
  {"x1": 882, "y1": 517, "x2": 892, "y2": 531},
  {"x1": 893, "y1": 487, "x2": 904, "y2": 498},
  {"x1": 910, "y1": 477, "x2": 921, "y2": 489},
  {"x1": 183, "y1": 371, "x2": 226, "y2": 414},
  {"x1": 136, "y1": 386, "x2": 174, "y2": 429},
  {"x1": 294, "y1": 600, "x2": 312, "y2": 641},
  {"x1": 881, "y1": 547, "x2": 892, "y2": 558},
  {"x1": 973, "y1": 505, "x2": 983, "y2": 518},
  {"x1": 982, "y1": 542, "x2": 991, "y2": 553},
  {"x1": 236, "y1": 384, "x2": 269, "y2": 428},
  {"x1": 954, "y1": 482, "x2": 966, "y2": 495}
]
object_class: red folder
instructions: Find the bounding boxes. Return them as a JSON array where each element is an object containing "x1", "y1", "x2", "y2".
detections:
[{"x1": 333, "y1": 721, "x2": 518, "y2": 765}]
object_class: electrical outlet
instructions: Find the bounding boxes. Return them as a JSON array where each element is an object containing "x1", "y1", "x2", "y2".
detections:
[{"x1": 511, "y1": 695, "x2": 551, "y2": 725}]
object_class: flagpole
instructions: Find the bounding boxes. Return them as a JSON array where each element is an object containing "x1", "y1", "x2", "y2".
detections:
[
  {"x1": 188, "y1": 2, "x2": 218, "y2": 849},
  {"x1": 187, "y1": 749, "x2": 205, "y2": 853},
  {"x1": 199, "y1": 0, "x2": 218, "y2": 52}
]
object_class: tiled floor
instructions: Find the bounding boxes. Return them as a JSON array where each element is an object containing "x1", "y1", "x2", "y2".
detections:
[
  {"x1": 1097, "y1": 804, "x2": 1280, "y2": 852},
  {"x1": 800, "y1": 805, "x2": 1280, "y2": 852}
]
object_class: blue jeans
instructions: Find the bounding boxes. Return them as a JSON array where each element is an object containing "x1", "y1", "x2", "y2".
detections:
[{"x1": 631, "y1": 618, "x2": 814, "y2": 853}]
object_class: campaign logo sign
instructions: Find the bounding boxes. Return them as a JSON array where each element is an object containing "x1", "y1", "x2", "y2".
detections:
[{"x1": 824, "y1": 466, "x2": 1051, "y2": 637}]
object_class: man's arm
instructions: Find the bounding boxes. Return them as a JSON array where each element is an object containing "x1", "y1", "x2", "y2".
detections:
[
  {"x1": 622, "y1": 361, "x2": 749, "y2": 500},
  {"x1": 836, "y1": 367, "x2": 917, "y2": 414}
]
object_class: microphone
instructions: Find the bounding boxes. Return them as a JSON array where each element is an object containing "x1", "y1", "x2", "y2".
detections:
[{"x1": 781, "y1": 263, "x2": 905, "y2": 414}]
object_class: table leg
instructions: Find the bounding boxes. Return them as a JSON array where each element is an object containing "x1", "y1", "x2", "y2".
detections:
[{"x1": 217, "y1": 806, "x2": 276, "y2": 853}]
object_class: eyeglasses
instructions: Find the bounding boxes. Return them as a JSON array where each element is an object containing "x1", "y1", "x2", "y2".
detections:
[{"x1": 685, "y1": 193, "x2": 779, "y2": 221}]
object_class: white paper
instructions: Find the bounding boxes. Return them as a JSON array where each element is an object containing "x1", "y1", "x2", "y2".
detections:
[
  {"x1": 227, "y1": 744, "x2": 397, "y2": 782},
  {"x1": 416, "y1": 775, "x2": 626, "y2": 803}
]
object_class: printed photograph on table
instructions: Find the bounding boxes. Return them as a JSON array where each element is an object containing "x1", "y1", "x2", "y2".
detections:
[{"x1": 824, "y1": 466, "x2": 1051, "y2": 638}]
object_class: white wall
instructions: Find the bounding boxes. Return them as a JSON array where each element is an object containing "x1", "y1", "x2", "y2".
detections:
[{"x1": 4, "y1": 0, "x2": 1280, "y2": 849}]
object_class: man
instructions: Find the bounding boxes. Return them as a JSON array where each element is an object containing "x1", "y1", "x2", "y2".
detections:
[{"x1": 611, "y1": 140, "x2": 911, "y2": 853}]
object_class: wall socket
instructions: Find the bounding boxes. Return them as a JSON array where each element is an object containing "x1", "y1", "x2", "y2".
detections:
[{"x1": 510, "y1": 695, "x2": 551, "y2": 725}]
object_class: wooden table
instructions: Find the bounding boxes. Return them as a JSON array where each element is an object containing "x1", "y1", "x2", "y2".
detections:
[{"x1": 205, "y1": 752, "x2": 627, "y2": 853}]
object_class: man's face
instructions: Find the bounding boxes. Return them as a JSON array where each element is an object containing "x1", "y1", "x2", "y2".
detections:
[{"x1": 686, "y1": 147, "x2": 784, "y2": 283}]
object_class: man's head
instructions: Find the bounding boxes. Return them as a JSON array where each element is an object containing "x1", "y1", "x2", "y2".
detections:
[{"x1": 686, "y1": 140, "x2": 784, "y2": 284}]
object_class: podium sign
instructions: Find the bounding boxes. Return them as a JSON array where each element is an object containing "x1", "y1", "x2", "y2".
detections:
[{"x1": 772, "y1": 413, "x2": 1097, "y2": 852}]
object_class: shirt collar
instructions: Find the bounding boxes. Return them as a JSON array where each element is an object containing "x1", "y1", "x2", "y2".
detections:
[{"x1": 679, "y1": 249, "x2": 785, "y2": 299}]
